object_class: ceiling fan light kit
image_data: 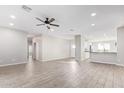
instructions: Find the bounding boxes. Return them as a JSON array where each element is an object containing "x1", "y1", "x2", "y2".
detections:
[{"x1": 36, "y1": 17, "x2": 60, "y2": 30}]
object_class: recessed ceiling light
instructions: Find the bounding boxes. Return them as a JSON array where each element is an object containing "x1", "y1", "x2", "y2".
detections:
[
  {"x1": 10, "y1": 15, "x2": 16, "y2": 19},
  {"x1": 91, "y1": 13, "x2": 96, "y2": 17},
  {"x1": 91, "y1": 24, "x2": 95, "y2": 26},
  {"x1": 72, "y1": 45, "x2": 76, "y2": 49},
  {"x1": 50, "y1": 29, "x2": 54, "y2": 32},
  {"x1": 104, "y1": 34, "x2": 107, "y2": 37},
  {"x1": 9, "y1": 23, "x2": 14, "y2": 26}
]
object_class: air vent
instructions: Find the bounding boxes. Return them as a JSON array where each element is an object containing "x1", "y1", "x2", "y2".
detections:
[{"x1": 22, "y1": 5, "x2": 32, "y2": 12}]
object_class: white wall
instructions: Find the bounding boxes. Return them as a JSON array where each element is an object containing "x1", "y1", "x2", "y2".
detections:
[
  {"x1": 81, "y1": 36, "x2": 85, "y2": 60},
  {"x1": 33, "y1": 36, "x2": 42, "y2": 61},
  {"x1": 70, "y1": 36, "x2": 90, "y2": 60},
  {"x1": 81, "y1": 40, "x2": 90, "y2": 60},
  {"x1": 0, "y1": 27, "x2": 28, "y2": 65},
  {"x1": 70, "y1": 39, "x2": 75, "y2": 57},
  {"x1": 35, "y1": 35, "x2": 71, "y2": 61},
  {"x1": 75, "y1": 35, "x2": 81, "y2": 62},
  {"x1": 117, "y1": 27, "x2": 124, "y2": 65},
  {"x1": 84, "y1": 41, "x2": 90, "y2": 59}
]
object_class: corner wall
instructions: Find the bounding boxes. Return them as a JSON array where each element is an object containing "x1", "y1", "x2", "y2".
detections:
[
  {"x1": 35, "y1": 35, "x2": 71, "y2": 62},
  {"x1": 0, "y1": 27, "x2": 28, "y2": 66},
  {"x1": 75, "y1": 35, "x2": 81, "y2": 62},
  {"x1": 117, "y1": 27, "x2": 124, "y2": 65}
]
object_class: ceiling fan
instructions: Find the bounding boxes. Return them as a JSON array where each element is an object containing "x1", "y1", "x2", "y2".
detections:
[
  {"x1": 35, "y1": 17, "x2": 60, "y2": 30},
  {"x1": 22, "y1": 5, "x2": 60, "y2": 30}
]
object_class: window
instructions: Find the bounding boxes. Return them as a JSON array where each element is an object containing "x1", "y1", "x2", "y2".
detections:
[
  {"x1": 98, "y1": 43, "x2": 104, "y2": 51},
  {"x1": 98, "y1": 43, "x2": 110, "y2": 51},
  {"x1": 104, "y1": 43, "x2": 110, "y2": 51}
]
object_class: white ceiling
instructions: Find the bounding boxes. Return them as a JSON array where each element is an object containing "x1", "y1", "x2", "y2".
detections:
[{"x1": 0, "y1": 5, "x2": 124, "y2": 40}]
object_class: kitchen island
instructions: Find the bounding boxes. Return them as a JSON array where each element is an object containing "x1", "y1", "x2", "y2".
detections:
[{"x1": 90, "y1": 52, "x2": 117, "y2": 64}]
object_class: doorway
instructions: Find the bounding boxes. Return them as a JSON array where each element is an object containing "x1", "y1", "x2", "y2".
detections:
[
  {"x1": 27, "y1": 37, "x2": 33, "y2": 61},
  {"x1": 33, "y1": 42, "x2": 37, "y2": 60}
]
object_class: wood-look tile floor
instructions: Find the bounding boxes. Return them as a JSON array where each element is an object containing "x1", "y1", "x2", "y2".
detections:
[{"x1": 0, "y1": 59, "x2": 124, "y2": 88}]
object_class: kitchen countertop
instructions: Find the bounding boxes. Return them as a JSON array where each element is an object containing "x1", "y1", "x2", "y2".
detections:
[
  {"x1": 90, "y1": 51, "x2": 117, "y2": 54},
  {"x1": 84, "y1": 51, "x2": 117, "y2": 54}
]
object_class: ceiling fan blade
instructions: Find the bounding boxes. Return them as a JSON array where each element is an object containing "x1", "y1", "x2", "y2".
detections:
[
  {"x1": 35, "y1": 17, "x2": 44, "y2": 23},
  {"x1": 36, "y1": 24, "x2": 45, "y2": 26},
  {"x1": 49, "y1": 18, "x2": 55, "y2": 22},
  {"x1": 50, "y1": 24, "x2": 59, "y2": 27},
  {"x1": 47, "y1": 26, "x2": 50, "y2": 29}
]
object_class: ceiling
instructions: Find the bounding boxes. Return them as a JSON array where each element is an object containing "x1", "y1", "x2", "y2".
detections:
[{"x1": 0, "y1": 5, "x2": 124, "y2": 40}]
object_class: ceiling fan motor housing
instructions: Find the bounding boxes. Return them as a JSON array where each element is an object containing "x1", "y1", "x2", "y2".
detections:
[
  {"x1": 45, "y1": 20, "x2": 50, "y2": 24},
  {"x1": 45, "y1": 18, "x2": 50, "y2": 24}
]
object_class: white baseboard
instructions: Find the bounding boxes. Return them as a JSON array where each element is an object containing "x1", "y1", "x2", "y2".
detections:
[
  {"x1": 90, "y1": 61, "x2": 116, "y2": 65},
  {"x1": 0, "y1": 57, "x2": 74, "y2": 67},
  {"x1": 1, "y1": 58, "x2": 124, "y2": 68},
  {"x1": 0, "y1": 61, "x2": 28, "y2": 67},
  {"x1": 90, "y1": 61, "x2": 124, "y2": 67},
  {"x1": 81, "y1": 58, "x2": 90, "y2": 62},
  {"x1": 38, "y1": 57, "x2": 73, "y2": 62},
  {"x1": 115, "y1": 63, "x2": 124, "y2": 67}
]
